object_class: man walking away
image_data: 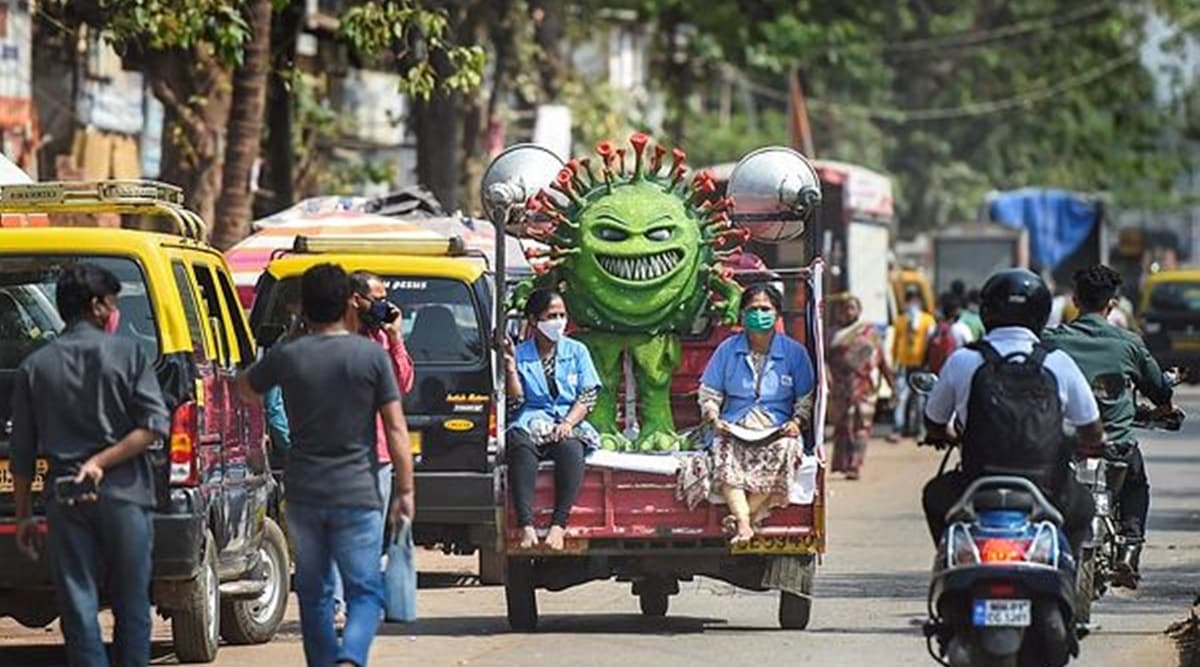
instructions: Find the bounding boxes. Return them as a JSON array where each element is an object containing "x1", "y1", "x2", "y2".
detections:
[
  {"x1": 888, "y1": 286, "x2": 936, "y2": 442},
  {"x1": 238, "y1": 263, "x2": 413, "y2": 667},
  {"x1": 11, "y1": 263, "x2": 169, "y2": 667},
  {"x1": 1043, "y1": 264, "x2": 1180, "y2": 588}
]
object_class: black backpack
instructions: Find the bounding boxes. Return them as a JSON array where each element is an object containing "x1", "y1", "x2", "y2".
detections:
[{"x1": 961, "y1": 341, "x2": 1069, "y2": 494}]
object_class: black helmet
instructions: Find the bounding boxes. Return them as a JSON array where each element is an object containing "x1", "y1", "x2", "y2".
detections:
[{"x1": 979, "y1": 268, "x2": 1051, "y2": 332}]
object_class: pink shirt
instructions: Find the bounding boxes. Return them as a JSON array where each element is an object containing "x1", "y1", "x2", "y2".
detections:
[{"x1": 368, "y1": 327, "x2": 414, "y2": 463}]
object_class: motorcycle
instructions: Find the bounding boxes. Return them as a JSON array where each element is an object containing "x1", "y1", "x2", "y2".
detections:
[
  {"x1": 1073, "y1": 371, "x2": 1185, "y2": 626},
  {"x1": 909, "y1": 372, "x2": 1081, "y2": 667}
]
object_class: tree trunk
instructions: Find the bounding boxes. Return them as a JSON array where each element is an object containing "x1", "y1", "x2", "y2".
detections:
[
  {"x1": 212, "y1": 0, "x2": 273, "y2": 250},
  {"x1": 413, "y1": 88, "x2": 462, "y2": 212},
  {"x1": 266, "y1": 0, "x2": 303, "y2": 215},
  {"x1": 147, "y1": 48, "x2": 232, "y2": 235},
  {"x1": 529, "y1": 0, "x2": 565, "y2": 99}
]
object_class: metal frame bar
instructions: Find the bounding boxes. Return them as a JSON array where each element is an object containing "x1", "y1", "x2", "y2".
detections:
[{"x1": 0, "y1": 180, "x2": 207, "y2": 241}]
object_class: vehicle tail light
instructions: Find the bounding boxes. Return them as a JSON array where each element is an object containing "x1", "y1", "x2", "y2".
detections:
[
  {"x1": 988, "y1": 582, "x2": 1017, "y2": 597},
  {"x1": 976, "y1": 538, "x2": 1031, "y2": 563},
  {"x1": 488, "y1": 404, "x2": 497, "y2": 440},
  {"x1": 947, "y1": 523, "x2": 979, "y2": 567},
  {"x1": 169, "y1": 401, "x2": 199, "y2": 486},
  {"x1": 1025, "y1": 523, "x2": 1059, "y2": 566}
]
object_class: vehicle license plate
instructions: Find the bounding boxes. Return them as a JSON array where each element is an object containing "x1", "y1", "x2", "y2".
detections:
[
  {"x1": 730, "y1": 534, "x2": 814, "y2": 555},
  {"x1": 409, "y1": 431, "x2": 422, "y2": 455},
  {"x1": 972, "y1": 599, "x2": 1031, "y2": 627},
  {"x1": 0, "y1": 459, "x2": 47, "y2": 493}
]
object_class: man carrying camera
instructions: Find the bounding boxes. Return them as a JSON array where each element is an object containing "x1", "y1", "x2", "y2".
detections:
[{"x1": 11, "y1": 263, "x2": 169, "y2": 666}]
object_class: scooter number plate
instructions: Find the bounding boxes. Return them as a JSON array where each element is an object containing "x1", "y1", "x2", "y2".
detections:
[{"x1": 972, "y1": 599, "x2": 1031, "y2": 627}]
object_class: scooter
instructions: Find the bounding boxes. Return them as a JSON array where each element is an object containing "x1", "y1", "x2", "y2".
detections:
[
  {"x1": 909, "y1": 372, "x2": 1081, "y2": 667},
  {"x1": 1074, "y1": 371, "x2": 1184, "y2": 625}
]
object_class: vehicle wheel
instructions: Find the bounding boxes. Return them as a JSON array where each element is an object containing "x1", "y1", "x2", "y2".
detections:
[
  {"x1": 172, "y1": 530, "x2": 220, "y2": 663},
  {"x1": 779, "y1": 591, "x2": 812, "y2": 630},
  {"x1": 1075, "y1": 549, "x2": 1095, "y2": 626},
  {"x1": 220, "y1": 519, "x2": 290, "y2": 645},
  {"x1": 505, "y1": 557, "x2": 538, "y2": 632},
  {"x1": 639, "y1": 590, "x2": 669, "y2": 617},
  {"x1": 479, "y1": 547, "x2": 505, "y2": 586}
]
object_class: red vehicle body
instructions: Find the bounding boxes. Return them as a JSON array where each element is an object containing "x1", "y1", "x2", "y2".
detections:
[{"x1": 501, "y1": 262, "x2": 827, "y2": 631}]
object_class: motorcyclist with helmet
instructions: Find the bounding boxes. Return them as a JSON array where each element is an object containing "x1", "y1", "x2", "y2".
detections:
[
  {"x1": 1042, "y1": 264, "x2": 1181, "y2": 588},
  {"x1": 921, "y1": 269, "x2": 1105, "y2": 556}
]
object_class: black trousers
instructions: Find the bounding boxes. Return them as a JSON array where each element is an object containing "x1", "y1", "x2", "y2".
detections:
[
  {"x1": 922, "y1": 470, "x2": 1095, "y2": 556},
  {"x1": 507, "y1": 429, "x2": 586, "y2": 528},
  {"x1": 1114, "y1": 444, "x2": 1149, "y2": 542}
]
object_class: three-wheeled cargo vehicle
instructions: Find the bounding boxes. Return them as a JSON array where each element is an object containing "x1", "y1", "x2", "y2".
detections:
[{"x1": 479, "y1": 143, "x2": 828, "y2": 632}]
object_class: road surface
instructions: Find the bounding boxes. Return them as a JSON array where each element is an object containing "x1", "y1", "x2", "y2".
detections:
[{"x1": 3, "y1": 390, "x2": 1198, "y2": 666}]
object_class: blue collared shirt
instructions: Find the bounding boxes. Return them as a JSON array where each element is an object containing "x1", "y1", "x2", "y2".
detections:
[
  {"x1": 509, "y1": 336, "x2": 602, "y2": 434},
  {"x1": 700, "y1": 332, "x2": 815, "y2": 425}
]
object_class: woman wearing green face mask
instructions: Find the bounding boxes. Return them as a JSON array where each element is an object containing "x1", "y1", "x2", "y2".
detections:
[{"x1": 697, "y1": 283, "x2": 816, "y2": 544}]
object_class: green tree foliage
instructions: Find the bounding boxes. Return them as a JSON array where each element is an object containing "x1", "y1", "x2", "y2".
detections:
[{"x1": 603, "y1": 0, "x2": 1196, "y2": 233}]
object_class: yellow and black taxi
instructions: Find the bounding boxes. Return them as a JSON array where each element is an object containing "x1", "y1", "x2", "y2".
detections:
[
  {"x1": 1141, "y1": 268, "x2": 1200, "y2": 379},
  {"x1": 249, "y1": 235, "x2": 504, "y2": 582},
  {"x1": 0, "y1": 181, "x2": 288, "y2": 663}
]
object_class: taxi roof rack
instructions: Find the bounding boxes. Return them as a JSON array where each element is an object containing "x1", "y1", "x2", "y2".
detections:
[
  {"x1": 292, "y1": 234, "x2": 469, "y2": 257},
  {"x1": 0, "y1": 180, "x2": 207, "y2": 241}
]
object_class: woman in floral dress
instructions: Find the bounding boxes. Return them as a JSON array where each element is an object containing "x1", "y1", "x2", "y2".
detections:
[{"x1": 827, "y1": 294, "x2": 894, "y2": 480}]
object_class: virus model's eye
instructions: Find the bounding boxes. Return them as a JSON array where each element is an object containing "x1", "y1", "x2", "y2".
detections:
[
  {"x1": 645, "y1": 228, "x2": 673, "y2": 242},
  {"x1": 595, "y1": 226, "x2": 629, "y2": 242}
]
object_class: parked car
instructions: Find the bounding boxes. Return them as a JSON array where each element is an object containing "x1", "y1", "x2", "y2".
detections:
[
  {"x1": 1140, "y1": 268, "x2": 1200, "y2": 381},
  {"x1": 0, "y1": 180, "x2": 288, "y2": 663}
]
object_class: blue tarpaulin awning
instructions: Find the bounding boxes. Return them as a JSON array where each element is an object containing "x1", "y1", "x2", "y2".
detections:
[{"x1": 988, "y1": 188, "x2": 1099, "y2": 272}]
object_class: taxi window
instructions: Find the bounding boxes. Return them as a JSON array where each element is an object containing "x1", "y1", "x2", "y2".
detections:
[
  {"x1": 0, "y1": 255, "x2": 156, "y2": 370},
  {"x1": 387, "y1": 278, "x2": 483, "y2": 364},
  {"x1": 259, "y1": 275, "x2": 484, "y2": 364},
  {"x1": 171, "y1": 260, "x2": 209, "y2": 359},
  {"x1": 216, "y1": 269, "x2": 255, "y2": 365},
  {"x1": 1149, "y1": 282, "x2": 1200, "y2": 313},
  {"x1": 191, "y1": 264, "x2": 233, "y2": 366}
]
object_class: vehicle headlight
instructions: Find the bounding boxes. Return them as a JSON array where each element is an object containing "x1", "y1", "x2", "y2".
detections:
[
  {"x1": 948, "y1": 523, "x2": 980, "y2": 567},
  {"x1": 1025, "y1": 522, "x2": 1059, "y2": 566},
  {"x1": 1143, "y1": 321, "x2": 1162, "y2": 334}
]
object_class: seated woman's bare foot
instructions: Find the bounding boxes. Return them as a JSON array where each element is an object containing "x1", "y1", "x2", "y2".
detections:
[
  {"x1": 730, "y1": 518, "x2": 755, "y2": 545},
  {"x1": 721, "y1": 514, "x2": 739, "y2": 536},
  {"x1": 519, "y1": 526, "x2": 538, "y2": 549},
  {"x1": 545, "y1": 525, "x2": 568, "y2": 550}
]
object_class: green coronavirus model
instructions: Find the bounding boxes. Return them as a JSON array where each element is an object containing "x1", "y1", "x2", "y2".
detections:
[{"x1": 519, "y1": 133, "x2": 748, "y2": 452}]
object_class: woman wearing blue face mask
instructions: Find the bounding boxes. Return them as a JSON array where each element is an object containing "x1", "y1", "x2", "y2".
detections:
[
  {"x1": 504, "y1": 289, "x2": 602, "y2": 551},
  {"x1": 698, "y1": 283, "x2": 815, "y2": 544}
]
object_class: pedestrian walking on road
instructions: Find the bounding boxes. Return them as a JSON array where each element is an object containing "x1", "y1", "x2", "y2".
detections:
[
  {"x1": 827, "y1": 293, "x2": 893, "y2": 480},
  {"x1": 238, "y1": 263, "x2": 414, "y2": 667},
  {"x1": 887, "y1": 286, "x2": 935, "y2": 442},
  {"x1": 10, "y1": 263, "x2": 170, "y2": 667}
]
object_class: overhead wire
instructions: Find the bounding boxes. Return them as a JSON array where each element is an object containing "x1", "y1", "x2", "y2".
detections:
[{"x1": 737, "y1": 9, "x2": 1200, "y2": 124}]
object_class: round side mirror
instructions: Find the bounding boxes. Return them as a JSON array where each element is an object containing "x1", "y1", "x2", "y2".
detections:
[{"x1": 907, "y1": 371, "x2": 939, "y2": 395}]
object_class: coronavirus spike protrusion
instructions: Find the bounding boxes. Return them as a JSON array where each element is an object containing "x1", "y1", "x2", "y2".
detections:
[
  {"x1": 596, "y1": 141, "x2": 616, "y2": 193},
  {"x1": 615, "y1": 148, "x2": 628, "y2": 178},
  {"x1": 579, "y1": 157, "x2": 599, "y2": 187},
  {"x1": 566, "y1": 159, "x2": 587, "y2": 192},
  {"x1": 650, "y1": 144, "x2": 667, "y2": 177},
  {"x1": 689, "y1": 173, "x2": 717, "y2": 207},
  {"x1": 551, "y1": 167, "x2": 584, "y2": 205},
  {"x1": 629, "y1": 133, "x2": 649, "y2": 178}
]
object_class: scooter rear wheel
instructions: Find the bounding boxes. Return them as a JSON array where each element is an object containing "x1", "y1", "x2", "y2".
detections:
[{"x1": 1076, "y1": 549, "x2": 1096, "y2": 626}]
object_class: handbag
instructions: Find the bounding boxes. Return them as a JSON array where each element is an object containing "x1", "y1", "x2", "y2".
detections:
[{"x1": 383, "y1": 516, "x2": 417, "y2": 623}]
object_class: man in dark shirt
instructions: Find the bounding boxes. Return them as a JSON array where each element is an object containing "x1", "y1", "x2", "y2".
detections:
[
  {"x1": 11, "y1": 263, "x2": 169, "y2": 667},
  {"x1": 237, "y1": 263, "x2": 413, "y2": 667}
]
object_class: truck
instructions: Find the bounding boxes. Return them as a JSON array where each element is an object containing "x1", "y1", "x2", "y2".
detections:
[{"x1": 931, "y1": 223, "x2": 1029, "y2": 296}]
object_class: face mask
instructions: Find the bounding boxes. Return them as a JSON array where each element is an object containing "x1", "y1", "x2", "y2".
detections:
[
  {"x1": 360, "y1": 298, "x2": 396, "y2": 329},
  {"x1": 743, "y1": 309, "x2": 776, "y2": 333},
  {"x1": 103, "y1": 307, "x2": 121, "y2": 335},
  {"x1": 537, "y1": 318, "x2": 567, "y2": 342}
]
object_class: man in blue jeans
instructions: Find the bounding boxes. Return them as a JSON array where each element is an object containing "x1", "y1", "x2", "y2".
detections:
[
  {"x1": 10, "y1": 263, "x2": 169, "y2": 666},
  {"x1": 238, "y1": 263, "x2": 414, "y2": 667}
]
